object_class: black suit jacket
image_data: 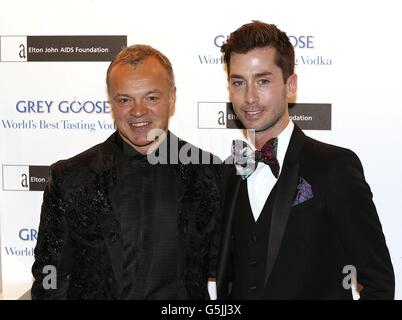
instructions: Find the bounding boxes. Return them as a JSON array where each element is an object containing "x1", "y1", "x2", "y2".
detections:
[
  {"x1": 31, "y1": 132, "x2": 221, "y2": 299},
  {"x1": 217, "y1": 125, "x2": 394, "y2": 299}
]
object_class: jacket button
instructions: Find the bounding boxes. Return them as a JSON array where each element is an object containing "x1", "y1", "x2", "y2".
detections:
[
  {"x1": 250, "y1": 260, "x2": 257, "y2": 266},
  {"x1": 250, "y1": 286, "x2": 257, "y2": 291},
  {"x1": 251, "y1": 235, "x2": 257, "y2": 243}
]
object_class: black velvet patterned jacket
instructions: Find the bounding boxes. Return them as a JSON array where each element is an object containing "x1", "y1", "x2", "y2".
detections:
[{"x1": 31, "y1": 131, "x2": 221, "y2": 299}]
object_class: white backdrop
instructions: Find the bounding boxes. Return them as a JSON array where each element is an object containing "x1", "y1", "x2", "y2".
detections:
[{"x1": 0, "y1": 0, "x2": 401, "y2": 299}]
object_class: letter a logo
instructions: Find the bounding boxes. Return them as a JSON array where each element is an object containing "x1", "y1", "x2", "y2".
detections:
[
  {"x1": 42, "y1": 265, "x2": 57, "y2": 290},
  {"x1": 218, "y1": 110, "x2": 226, "y2": 126},
  {"x1": 21, "y1": 173, "x2": 28, "y2": 188},
  {"x1": 19, "y1": 44, "x2": 27, "y2": 59},
  {"x1": 342, "y1": 265, "x2": 357, "y2": 290}
]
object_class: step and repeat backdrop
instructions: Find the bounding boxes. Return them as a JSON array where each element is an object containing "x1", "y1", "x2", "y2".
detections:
[{"x1": 1, "y1": 0, "x2": 401, "y2": 299}]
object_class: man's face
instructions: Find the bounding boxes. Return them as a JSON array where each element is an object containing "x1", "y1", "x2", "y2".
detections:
[
  {"x1": 228, "y1": 47, "x2": 296, "y2": 137},
  {"x1": 108, "y1": 57, "x2": 175, "y2": 154}
]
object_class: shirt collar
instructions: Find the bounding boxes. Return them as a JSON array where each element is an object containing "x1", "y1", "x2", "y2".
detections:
[
  {"x1": 276, "y1": 120, "x2": 294, "y2": 171},
  {"x1": 252, "y1": 120, "x2": 294, "y2": 174}
]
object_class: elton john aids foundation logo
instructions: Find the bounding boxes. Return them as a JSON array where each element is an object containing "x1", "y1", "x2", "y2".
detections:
[
  {"x1": 2, "y1": 165, "x2": 49, "y2": 191},
  {"x1": 197, "y1": 102, "x2": 332, "y2": 130},
  {"x1": 0, "y1": 35, "x2": 126, "y2": 62}
]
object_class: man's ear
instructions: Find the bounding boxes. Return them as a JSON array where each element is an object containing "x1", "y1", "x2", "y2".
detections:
[
  {"x1": 286, "y1": 73, "x2": 297, "y2": 101},
  {"x1": 169, "y1": 86, "x2": 176, "y2": 117}
]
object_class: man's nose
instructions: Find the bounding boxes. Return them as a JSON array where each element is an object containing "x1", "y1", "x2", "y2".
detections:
[
  {"x1": 129, "y1": 101, "x2": 147, "y2": 117},
  {"x1": 245, "y1": 84, "x2": 258, "y2": 104}
]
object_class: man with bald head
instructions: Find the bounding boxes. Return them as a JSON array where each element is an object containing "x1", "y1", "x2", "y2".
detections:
[{"x1": 31, "y1": 45, "x2": 221, "y2": 300}]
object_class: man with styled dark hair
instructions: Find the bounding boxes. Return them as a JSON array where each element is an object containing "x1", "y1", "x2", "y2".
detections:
[
  {"x1": 31, "y1": 44, "x2": 221, "y2": 300},
  {"x1": 222, "y1": 22, "x2": 294, "y2": 82},
  {"x1": 217, "y1": 21, "x2": 394, "y2": 299}
]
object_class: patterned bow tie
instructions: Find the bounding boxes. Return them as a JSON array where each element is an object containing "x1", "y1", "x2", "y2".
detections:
[{"x1": 232, "y1": 138, "x2": 280, "y2": 180}]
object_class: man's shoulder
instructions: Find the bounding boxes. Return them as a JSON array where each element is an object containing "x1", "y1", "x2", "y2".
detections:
[
  {"x1": 50, "y1": 133, "x2": 115, "y2": 174},
  {"x1": 302, "y1": 134, "x2": 361, "y2": 167}
]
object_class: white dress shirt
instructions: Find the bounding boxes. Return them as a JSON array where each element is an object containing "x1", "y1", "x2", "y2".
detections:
[
  {"x1": 247, "y1": 121, "x2": 294, "y2": 221},
  {"x1": 207, "y1": 121, "x2": 295, "y2": 299}
]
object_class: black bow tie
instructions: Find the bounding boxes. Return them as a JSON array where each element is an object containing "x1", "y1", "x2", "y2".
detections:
[{"x1": 231, "y1": 138, "x2": 280, "y2": 180}]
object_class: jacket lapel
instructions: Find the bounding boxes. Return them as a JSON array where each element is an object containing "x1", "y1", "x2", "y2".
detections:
[
  {"x1": 217, "y1": 161, "x2": 242, "y2": 294},
  {"x1": 93, "y1": 132, "x2": 123, "y2": 296},
  {"x1": 264, "y1": 125, "x2": 306, "y2": 286},
  {"x1": 176, "y1": 161, "x2": 186, "y2": 294},
  {"x1": 175, "y1": 142, "x2": 222, "y2": 298}
]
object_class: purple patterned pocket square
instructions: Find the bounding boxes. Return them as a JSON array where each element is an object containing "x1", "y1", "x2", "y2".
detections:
[{"x1": 292, "y1": 177, "x2": 313, "y2": 207}]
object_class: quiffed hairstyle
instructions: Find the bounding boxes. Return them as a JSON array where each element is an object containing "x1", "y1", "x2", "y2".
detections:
[
  {"x1": 106, "y1": 44, "x2": 175, "y2": 94},
  {"x1": 221, "y1": 21, "x2": 295, "y2": 82}
]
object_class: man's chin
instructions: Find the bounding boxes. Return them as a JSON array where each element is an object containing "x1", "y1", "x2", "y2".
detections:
[
  {"x1": 122, "y1": 135, "x2": 154, "y2": 149},
  {"x1": 240, "y1": 118, "x2": 263, "y2": 130},
  {"x1": 130, "y1": 139, "x2": 155, "y2": 148},
  {"x1": 131, "y1": 136, "x2": 167, "y2": 154}
]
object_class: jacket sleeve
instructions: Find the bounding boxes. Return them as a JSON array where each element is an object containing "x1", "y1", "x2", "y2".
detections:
[
  {"x1": 327, "y1": 150, "x2": 395, "y2": 299},
  {"x1": 31, "y1": 163, "x2": 73, "y2": 299}
]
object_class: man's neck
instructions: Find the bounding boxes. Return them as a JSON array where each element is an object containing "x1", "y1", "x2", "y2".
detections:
[{"x1": 253, "y1": 117, "x2": 289, "y2": 150}]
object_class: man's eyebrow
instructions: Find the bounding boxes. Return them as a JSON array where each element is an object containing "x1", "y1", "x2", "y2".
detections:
[
  {"x1": 113, "y1": 92, "x2": 130, "y2": 99},
  {"x1": 229, "y1": 74, "x2": 245, "y2": 79},
  {"x1": 144, "y1": 89, "x2": 162, "y2": 95},
  {"x1": 255, "y1": 72, "x2": 273, "y2": 78},
  {"x1": 229, "y1": 72, "x2": 273, "y2": 79},
  {"x1": 112, "y1": 89, "x2": 162, "y2": 99}
]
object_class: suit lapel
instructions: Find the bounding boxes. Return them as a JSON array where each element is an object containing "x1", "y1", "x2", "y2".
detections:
[
  {"x1": 264, "y1": 125, "x2": 306, "y2": 286},
  {"x1": 102, "y1": 167, "x2": 123, "y2": 295},
  {"x1": 217, "y1": 161, "x2": 242, "y2": 293},
  {"x1": 93, "y1": 132, "x2": 123, "y2": 295},
  {"x1": 176, "y1": 161, "x2": 186, "y2": 290}
]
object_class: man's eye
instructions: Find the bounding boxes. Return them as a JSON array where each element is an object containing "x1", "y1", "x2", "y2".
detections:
[
  {"x1": 117, "y1": 97, "x2": 129, "y2": 104},
  {"x1": 147, "y1": 96, "x2": 159, "y2": 102},
  {"x1": 232, "y1": 80, "x2": 244, "y2": 87},
  {"x1": 259, "y1": 79, "x2": 270, "y2": 85}
]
